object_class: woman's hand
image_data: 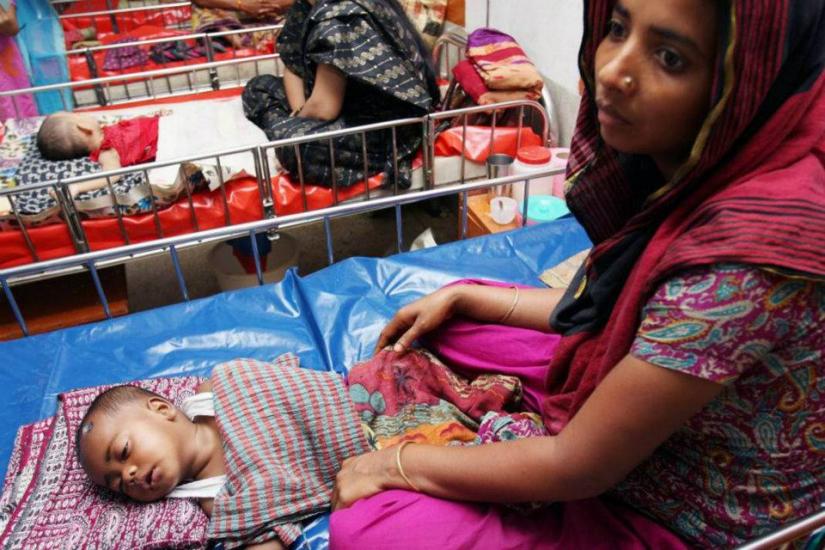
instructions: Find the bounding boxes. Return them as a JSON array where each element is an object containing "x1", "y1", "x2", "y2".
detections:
[
  {"x1": 375, "y1": 286, "x2": 460, "y2": 353},
  {"x1": 239, "y1": 0, "x2": 293, "y2": 17},
  {"x1": 331, "y1": 448, "x2": 398, "y2": 510}
]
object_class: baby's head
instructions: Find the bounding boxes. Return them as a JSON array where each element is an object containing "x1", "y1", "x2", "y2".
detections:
[
  {"x1": 76, "y1": 385, "x2": 193, "y2": 502},
  {"x1": 36, "y1": 111, "x2": 104, "y2": 161}
]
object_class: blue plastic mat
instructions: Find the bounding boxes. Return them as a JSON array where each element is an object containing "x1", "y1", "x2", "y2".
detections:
[{"x1": 0, "y1": 218, "x2": 590, "y2": 485}]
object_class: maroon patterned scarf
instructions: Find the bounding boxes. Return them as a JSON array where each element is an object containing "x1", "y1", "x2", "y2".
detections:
[{"x1": 543, "y1": 0, "x2": 825, "y2": 432}]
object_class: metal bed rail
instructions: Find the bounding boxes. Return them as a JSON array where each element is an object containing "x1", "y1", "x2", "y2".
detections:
[
  {"x1": 0, "y1": 98, "x2": 551, "y2": 326},
  {"x1": 63, "y1": 24, "x2": 283, "y2": 103},
  {"x1": 432, "y1": 26, "x2": 468, "y2": 83},
  {"x1": 0, "y1": 169, "x2": 559, "y2": 333},
  {"x1": 0, "y1": 101, "x2": 548, "y2": 270},
  {"x1": 735, "y1": 509, "x2": 825, "y2": 550},
  {"x1": 0, "y1": 49, "x2": 281, "y2": 113},
  {"x1": 57, "y1": 2, "x2": 192, "y2": 34}
]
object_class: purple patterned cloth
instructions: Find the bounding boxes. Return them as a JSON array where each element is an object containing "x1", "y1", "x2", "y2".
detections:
[
  {"x1": 0, "y1": 376, "x2": 209, "y2": 549},
  {"x1": 621, "y1": 263, "x2": 825, "y2": 547},
  {"x1": 103, "y1": 39, "x2": 149, "y2": 71}
]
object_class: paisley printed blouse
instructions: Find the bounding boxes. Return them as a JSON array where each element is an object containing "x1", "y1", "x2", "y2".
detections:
[{"x1": 616, "y1": 263, "x2": 824, "y2": 547}]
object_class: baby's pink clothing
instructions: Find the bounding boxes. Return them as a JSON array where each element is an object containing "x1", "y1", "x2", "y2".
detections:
[{"x1": 89, "y1": 115, "x2": 159, "y2": 166}]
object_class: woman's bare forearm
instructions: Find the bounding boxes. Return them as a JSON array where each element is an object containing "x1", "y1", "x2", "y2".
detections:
[
  {"x1": 283, "y1": 67, "x2": 305, "y2": 112},
  {"x1": 393, "y1": 437, "x2": 602, "y2": 502},
  {"x1": 451, "y1": 284, "x2": 565, "y2": 332}
]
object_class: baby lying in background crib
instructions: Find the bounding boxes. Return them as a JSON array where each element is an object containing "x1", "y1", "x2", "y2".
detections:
[
  {"x1": 76, "y1": 350, "x2": 538, "y2": 549},
  {"x1": 35, "y1": 112, "x2": 159, "y2": 196}
]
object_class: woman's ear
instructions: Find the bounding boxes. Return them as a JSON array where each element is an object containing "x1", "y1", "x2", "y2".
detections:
[{"x1": 147, "y1": 396, "x2": 178, "y2": 420}]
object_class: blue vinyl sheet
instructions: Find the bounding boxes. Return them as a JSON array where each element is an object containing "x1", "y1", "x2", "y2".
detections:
[{"x1": 0, "y1": 217, "x2": 591, "y2": 483}]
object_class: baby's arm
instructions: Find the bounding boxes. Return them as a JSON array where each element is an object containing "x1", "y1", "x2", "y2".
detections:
[{"x1": 68, "y1": 148, "x2": 122, "y2": 197}]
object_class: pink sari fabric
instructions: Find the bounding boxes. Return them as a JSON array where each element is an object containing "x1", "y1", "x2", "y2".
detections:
[
  {"x1": 0, "y1": 1, "x2": 37, "y2": 121},
  {"x1": 329, "y1": 279, "x2": 687, "y2": 549},
  {"x1": 422, "y1": 279, "x2": 561, "y2": 415}
]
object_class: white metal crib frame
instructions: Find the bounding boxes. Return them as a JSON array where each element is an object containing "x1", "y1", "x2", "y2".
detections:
[{"x1": 54, "y1": 1, "x2": 192, "y2": 35}]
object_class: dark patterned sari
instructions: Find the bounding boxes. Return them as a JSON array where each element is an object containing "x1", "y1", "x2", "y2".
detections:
[{"x1": 242, "y1": 0, "x2": 438, "y2": 188}]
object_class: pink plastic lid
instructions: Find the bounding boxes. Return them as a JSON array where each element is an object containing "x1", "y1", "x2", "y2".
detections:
[{"x1": 516, "y1": 145, "x2": 552, "y2": 165}]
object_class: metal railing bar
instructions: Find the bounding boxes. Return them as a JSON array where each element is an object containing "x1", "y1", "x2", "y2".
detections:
[
  {"x1": 248, "y1": 230, "x2": 264, "y2": 286},
  {"x1": 168, "y1": 244, "x2": 190, "y2": 301},
  {"x1": 0, "y1": 169, "x2": 562, "y2": 281},
  {"x1": 86, "y1": 261, "x2": 112, "y2": 319},
  {"x1": 1, "y1": 277, "x2": 28, "y2": 336},
  {"x1": 65, "y1": 24, "x2": 283, "y2": 55},
  {"x1": 59, "y1": 2, "x2": 190, "y2": 19},
  {"x1": 0, "y1": 54, "x2": 279, "y2": 97}
]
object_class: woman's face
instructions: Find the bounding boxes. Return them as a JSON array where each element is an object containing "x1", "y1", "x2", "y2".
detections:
[{"x1": 594, "y1": 0, "x2": 720, "y2": 178}]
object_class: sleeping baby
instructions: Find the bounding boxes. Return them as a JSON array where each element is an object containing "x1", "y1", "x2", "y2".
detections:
[
  {"x1": 35, "y1": 111, "x2": 160, "y2": 196},
  {"x1": 75, "y1": 351, "x2": 534, "y2": 549}
]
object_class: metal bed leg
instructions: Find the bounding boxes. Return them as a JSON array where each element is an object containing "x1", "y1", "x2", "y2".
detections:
[
  {"x1": 86, "y1": 261, "x2": 112, "y2": 319},
  {"x1": 324, "y1": 216, "x2": 334, "y2": 265},
  {"x1": 168, "y1": 245, "x2": 190, "y2": 301},
  {"x1": 521, "y1": 179, "x2": 531, "y2": 227},
  {"x1": 460, "y1": 190, "x2": 468, "y2": 239},
  {"x1": 394, "y1": 204, "x2": 403, "y2": 253},
  {"x1": 1, "y1": 278, "x2": 28, "y2": 337},
  {"x1": 248, "y1": 230, "x2": 264, "y2": 286}
]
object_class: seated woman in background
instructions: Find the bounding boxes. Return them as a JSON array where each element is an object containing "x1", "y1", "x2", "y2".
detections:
[
  {"x1": 242, "y1": 0, "x2": 439, "y2": 188},
  {"x1": 190, "y1": 0, "x2": 293, "y2": 49},
  {"x1": 330, "y1": 0, "x2": 825, "y2": 548}
]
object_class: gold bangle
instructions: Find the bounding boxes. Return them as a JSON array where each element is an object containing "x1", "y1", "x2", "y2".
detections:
[
  {"x1": 499, "y1": 285, "x2": 520, "y2": 323},
  {"x1": 395, "y1": 441, "x2": 421, "y2": 492}
]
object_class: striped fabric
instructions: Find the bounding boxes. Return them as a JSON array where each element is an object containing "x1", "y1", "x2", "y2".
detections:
[
  {"x1": 543, "y1": 0, "x2": 825, "y2": 429},
  {"x1": 208, "y1": 356, "x2": 370, "y2": 547}
]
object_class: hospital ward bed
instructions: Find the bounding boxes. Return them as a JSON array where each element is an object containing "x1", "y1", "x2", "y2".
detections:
[{"x1": 0, "y1": 24, "x2": 820, "y2": 550}]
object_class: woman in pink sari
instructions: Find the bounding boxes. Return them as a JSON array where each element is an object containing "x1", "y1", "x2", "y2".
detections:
[
  {"x1": 330, "y1": 0, "x2": 825, "y2": 548},
  {"x1": 0, "y1": 1, "x2": 36, "y2": 121}
]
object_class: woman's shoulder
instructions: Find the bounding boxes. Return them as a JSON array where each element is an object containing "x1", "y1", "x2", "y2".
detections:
[{"x1": 632, "y1": 262, "x2": 823, "y2": 382}]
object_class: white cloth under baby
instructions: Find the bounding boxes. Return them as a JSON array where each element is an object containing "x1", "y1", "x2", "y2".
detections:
[
  {"x1": 149, "y1": 96, "x2": 278, "y2": 188},
  {"x1": 167, "y1": 392, "x2": 226, "y2": 499}
]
